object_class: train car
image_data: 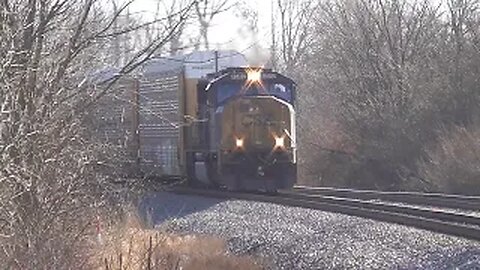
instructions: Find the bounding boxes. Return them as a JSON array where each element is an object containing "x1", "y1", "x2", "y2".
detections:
[{"x1": 94, "y1": 51, "x2": 297, "y2": 192}]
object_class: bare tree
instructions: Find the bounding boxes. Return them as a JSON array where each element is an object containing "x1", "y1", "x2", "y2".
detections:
[
  {"x1": 0, "y1": 0, "x2": 194, "y2": 267},
  {"x1": 443, "y1": 0, "x2": 480, "y2": 125},
  {"x1": 161, "y1": 0, "x2": 192, "y2": 55},
  {"x1": 294, "y1": 0, "x2": 480, "y2": 191},
  {"x1": 294, "y1": 0, "x2": 441, "y2": 188},
  {"x1": 194, "y1": 0, "x2": 233, "y2": 50},
  {"x1": 270, "y1": 0, "x2": 318, "y2": 73}
]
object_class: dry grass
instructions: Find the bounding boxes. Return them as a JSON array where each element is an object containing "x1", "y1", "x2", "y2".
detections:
[{"x1": 90, "y1": 215, "x2": 263, "y2": 270}]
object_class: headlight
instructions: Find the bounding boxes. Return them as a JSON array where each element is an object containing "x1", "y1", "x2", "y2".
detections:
[
  {"x1": 274, "y1": 136, "x2": 285, "y2": 149},
  {"x1": 246, "y1": 69, "x2": 262, "y2": 82},
  {"x1": 235, "y1": 137, "x2": 244, "y2": 148}
]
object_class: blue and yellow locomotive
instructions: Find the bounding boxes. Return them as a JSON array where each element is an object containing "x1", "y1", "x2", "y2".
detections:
[{"x1": 185, "y1": 67, "x2": 297, "y2": 192}]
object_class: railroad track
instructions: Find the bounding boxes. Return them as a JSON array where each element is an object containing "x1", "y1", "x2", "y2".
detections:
[
  {"x1": 293, "y1": 186, "x2": 480, "y2": 211},
  {"x1": 168, "y1": 185, "x2": 480, "y2": 242}
]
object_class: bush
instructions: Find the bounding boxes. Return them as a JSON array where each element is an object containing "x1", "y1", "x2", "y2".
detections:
[
  {"x1": 92, "y1": 214, "x2": 263, "y2": 270},
  {"x1": 417, "y1": 125, "x2": 480, "y2": 195}
]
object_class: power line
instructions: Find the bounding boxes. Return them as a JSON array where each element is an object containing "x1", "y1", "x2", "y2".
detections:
[{"x1": 152, "y1": 42, "x2": 256, "y2": 64}]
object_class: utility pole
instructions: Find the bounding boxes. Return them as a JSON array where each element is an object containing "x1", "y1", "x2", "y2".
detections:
[{"x1": 214, "y1": 50, "x2": 219, "y2": 72}]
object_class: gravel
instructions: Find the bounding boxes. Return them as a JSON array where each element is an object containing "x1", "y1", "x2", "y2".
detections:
[{"x1": 138, "y1": 192, "x2": 480, "y2": 269}]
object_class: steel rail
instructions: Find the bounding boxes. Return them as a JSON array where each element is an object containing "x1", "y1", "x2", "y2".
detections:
[
  {"x1": 280, "y1": 191, "x2": 480, "y2": 226},
  {"x1": 168, "y1": 186, "x2": 480, "y2": 242},
  {"x1": 293, "y1": 186, "x2": 480, "y2": 211}
]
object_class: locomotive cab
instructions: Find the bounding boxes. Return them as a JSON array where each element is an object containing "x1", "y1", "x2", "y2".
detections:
[{"x1": 186, "y1": 67, "x2": 297, "y2": 192}]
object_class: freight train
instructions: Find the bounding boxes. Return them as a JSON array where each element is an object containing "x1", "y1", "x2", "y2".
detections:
[{"x1": 94, "y1": 51, "x2": 297, "y2": 192}]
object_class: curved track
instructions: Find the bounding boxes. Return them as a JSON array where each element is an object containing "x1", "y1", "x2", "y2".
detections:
[
  {"x1": 293, "y1": 186, "x2": 480, "y2": 211},
  {"x1": 168, "y1": 186, "x2": 480, "y2": 242}
]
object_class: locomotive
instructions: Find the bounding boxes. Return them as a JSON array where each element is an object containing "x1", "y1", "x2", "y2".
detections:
[
  {"x1": 95, "y1": 51, "x2": 297, "y2": 192},
  {"x1": 186, "y1": 67, "x2": 297, "y2": 192}
]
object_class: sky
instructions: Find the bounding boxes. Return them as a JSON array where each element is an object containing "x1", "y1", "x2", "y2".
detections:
[{"x1": 129, "y1": 0, "x2": 273, "y2": 56}]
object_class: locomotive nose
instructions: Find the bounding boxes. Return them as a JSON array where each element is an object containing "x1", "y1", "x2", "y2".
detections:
[{"x1": 225, "y1": 97, "x2": 292, "y2": 152}]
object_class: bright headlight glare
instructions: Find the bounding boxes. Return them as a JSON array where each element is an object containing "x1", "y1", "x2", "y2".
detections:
[
  {"x1": 246, "y1": 69, "x2": 261, "y2": 82},
  {"x1": 235, "y1": 138, "x2": 244, "y2": 148},
  {"x1": 274, "y1": 136, "x2": 285, "y2": 148}
]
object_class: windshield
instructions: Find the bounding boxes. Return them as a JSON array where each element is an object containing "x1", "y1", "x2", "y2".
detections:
[{"x1": 216, "y1": 81, "x2": 293, "y2": 105}]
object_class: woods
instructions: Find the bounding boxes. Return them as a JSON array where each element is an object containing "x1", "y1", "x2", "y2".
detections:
[
  {"x1": 271, "y1": 0, "x2": 480, "y2": 193},
  {"x1": 0, "y1": 0, "x2": 193, "y2": 267}
]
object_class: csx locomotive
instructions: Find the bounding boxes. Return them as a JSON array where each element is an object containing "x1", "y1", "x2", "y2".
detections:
[{"x1": 186, "y1": 67, "x2": 297, "y2": 192}]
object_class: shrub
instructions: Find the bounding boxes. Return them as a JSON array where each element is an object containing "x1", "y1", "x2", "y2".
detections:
[
  {"x1": 92, "y1": 215, "x2": 263, "y2": 270},
  {"x1": 417, "y1": 125, "x2": 480, "y2": 195}
]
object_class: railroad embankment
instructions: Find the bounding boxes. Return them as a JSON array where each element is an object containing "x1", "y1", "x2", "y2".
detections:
[{"x1": 142, "y1": 191, "x2": 480, "y2": 269}]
